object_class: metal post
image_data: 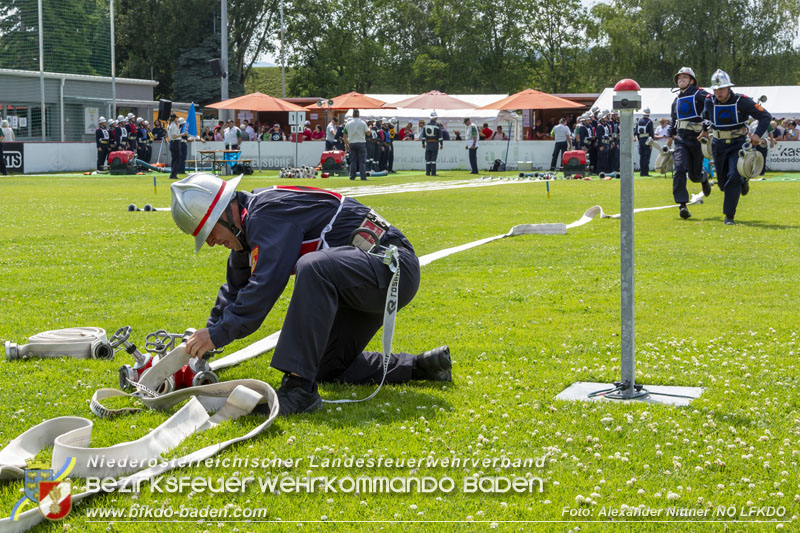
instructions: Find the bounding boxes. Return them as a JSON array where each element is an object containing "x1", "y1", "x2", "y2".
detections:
[
  {"x1": 221, "y1": 0, "x2": 229, "y2": 122},
  {"x1": 37, "y1": 0, "x2": 46, "y2": 141},
  {"x1": 280, "y1": 0, "x2": 285, "y2": 98},
  {"x1": 110, "y1": 0, "x2": 116, "y2": 119},
  {"x1": 59, "y1": 77, "x2": 65, "y2": 142},
  {"x1": 618, "y1": 106, "x2": 636, "y2": 396}
]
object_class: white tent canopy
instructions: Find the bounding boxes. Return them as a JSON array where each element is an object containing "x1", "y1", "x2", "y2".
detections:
[
  {"x1": 351, "y1": 93, "x2": 520, "y2": 125},
  {"x1": 591, "y1": 86, "x2": 799, "y2": 120}
]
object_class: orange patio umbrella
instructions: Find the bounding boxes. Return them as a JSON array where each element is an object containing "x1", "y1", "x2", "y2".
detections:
[
  {"x1": 305, "y1": 91, "x2": 391, "y2": 111},
  {"x1": 207, "y1": 92, "x2": 306, "y2": 112},
  {"x1": 477, "y1": 88, "x2": 584, "y2": 110},
  {"x1": 387, "y1": 90, "x2": 473, "y2": 110}
]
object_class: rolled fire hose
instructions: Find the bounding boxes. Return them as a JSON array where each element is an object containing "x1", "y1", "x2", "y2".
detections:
[
  {"x1": 654, "y1": 145, "x2": 674, "y2": 174},
  {"x1": 4, "y1": 327, "x2": 113, "y2": 361},
  {"x1": 737, "y1": 141, "x2": 765, "y2": 179},
  {"x1": 700, "y1": 136, "x2": 713, "y2": 160}
]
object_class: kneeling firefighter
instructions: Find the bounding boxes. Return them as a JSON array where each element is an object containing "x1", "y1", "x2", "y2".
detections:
[{"x1": 170, "y1": 174, "x2": 452, "y2": 415}]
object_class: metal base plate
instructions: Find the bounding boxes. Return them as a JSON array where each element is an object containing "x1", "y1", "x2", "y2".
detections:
[{"x1": 555, "y1": 382, "x2": 703, "y2": 407}]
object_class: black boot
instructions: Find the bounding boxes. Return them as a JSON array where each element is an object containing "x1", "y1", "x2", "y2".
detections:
[
  {"x1": 412, "y1": 346, "x2": 452, "y2": 382},
  {"x1": 741, "y1": 179, "x2": 749, "y2": 196},
  {"x1": 679, "y1": 203, "x2": 691, "y2": 219},
  {"x1": 276, "y1": 374, "x2": 322, "y2": 416},
  {"x1": 702, "y1": 177, "x2": 712, "y2": 197}
]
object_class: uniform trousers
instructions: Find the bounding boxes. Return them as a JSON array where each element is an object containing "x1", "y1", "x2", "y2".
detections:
[{"x1": 270, "y1": 240, "x2": 421, "y2": 385}]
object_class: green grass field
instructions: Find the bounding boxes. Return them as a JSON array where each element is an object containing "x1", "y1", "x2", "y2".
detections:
[{"x1": 1, "y1": 170, "x2": 799, "y2": 532}]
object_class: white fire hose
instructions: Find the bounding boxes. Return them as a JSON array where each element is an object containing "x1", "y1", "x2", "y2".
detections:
[
  {"x1": 737, "y1": 140, "x2": 766, "y2": 179},
  {"x1": 654, "y1": 144, "x2": 674, "y2": 174},
  {"x1": 4, "y1": 328, "x2": 113, "y2": 361}
]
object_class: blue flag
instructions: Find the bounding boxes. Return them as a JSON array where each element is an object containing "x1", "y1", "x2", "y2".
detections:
[{"x1": 187, "y1": 102, "x2": 198, "y2": 137}]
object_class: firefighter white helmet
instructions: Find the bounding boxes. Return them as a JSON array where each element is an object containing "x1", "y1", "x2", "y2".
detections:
[
  {"x1": 673, "y1": 67, "x2": 697, "y2": 85},
  {"x1": 171, "y1": 173, "x2": 243, "y2": 253},
  {"x1": 710, "y1": 69, "x2": 734, "y2": 90},
  {"x1": 430, "y1": 111, "x2": 438, "y2": 119},
  {"x1": 127, "y1": 113, "x2": 135, "y2": 120},
  {"x1": 178, "y1": 117, "x2": 185, "y2": 125},
  {"x1": 117, "y1": 115, "x2": 125, "y2": 122},
  {"x1": 98, "y1": 116, "x2": 107, "y2": 124},
  {"x1": 642, "y1": 108, "x2": 650, "y2": 115},
  {"x1": 136, "y1": 117, "x2": 143, "y2": 123}
]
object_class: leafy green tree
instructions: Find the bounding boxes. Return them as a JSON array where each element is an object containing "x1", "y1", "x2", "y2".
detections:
[
  {"x1": 0, "y1": 0, "x2": 111, "y2": 76},
  {"x1": 115, "y1": 0, "x2": 279, "y2": 100},
  {"x1": 523, "y1": 0, "x2": 594, "y2": 93}
]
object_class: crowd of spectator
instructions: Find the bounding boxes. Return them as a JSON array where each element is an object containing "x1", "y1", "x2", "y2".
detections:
[{"x1": 201, "y1": 116, "x2": 526, "y2": 146}]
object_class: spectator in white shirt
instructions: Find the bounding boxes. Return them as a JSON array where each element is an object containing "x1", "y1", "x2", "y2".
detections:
[
  {"x1": 325, "y1": 118, "x2": 338, "y2": 150},
  {"x1": 654, "y1": 118, "x2": 670, "y2": 140},
  {"x1": 550, "y1": 118, "x2": 573, "y2": 171},
  {"x1": 490, "y1": 125, "x2": 508, "y2": 140},
  {"x1": 223, "y1": 119, "x2": 242, "y2": 150}
]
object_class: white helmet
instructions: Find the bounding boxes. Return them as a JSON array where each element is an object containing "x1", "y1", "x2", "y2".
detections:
[
  {"x1": 98, "y1": 116, "x2": 107, "y2": 124},
  {"x1": 109, "y1": 119, "x2": 117, "y2": 126},
  {"x1": 127, "y1": 113, "x2": 135, "y2": 120},
  {"x1": 710, "y1": 69, "x2": 734, "y2": 90},
  {"x1": 171, "y1": 173, "x2": 242, "y2": 253},
  {"x1": 673, "y1": 66, "x2": 697, "y2": 85},
  {"x1": 117, "y1": 115, "x2": 125, "y2": 122},
  {"x1": 642, "y1": 108, "x2": 650, "y2": 115},
  {"x1": 136, "y1": 117, "x2": 143, "y2": 123},
  {"x1": 178, "y1": 117, "x2": 185, "y2": 125},
  {"x1": 430, "y1": 111, "x2": 438, "y2": 119}
]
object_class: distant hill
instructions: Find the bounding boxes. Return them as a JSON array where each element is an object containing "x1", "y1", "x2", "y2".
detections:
[{"x1": 245, "y1": 66, "x2": 296, "y2": 97}]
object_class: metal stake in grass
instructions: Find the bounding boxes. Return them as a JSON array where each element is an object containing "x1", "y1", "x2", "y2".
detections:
[{"x1": 556, "y1": 79, "x2": 703, "y2": 407}]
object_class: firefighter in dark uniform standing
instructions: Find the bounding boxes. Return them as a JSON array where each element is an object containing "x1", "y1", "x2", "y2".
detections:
[
  {"x1": 667, "y1": 67, "x2": 712, "y2": 219},
  {"x1": 575, "y1": 113, "x2": 591, "y2": 152},
  {"x1": 95, "y1": 116, "x2": 110, "y2": 171},
  {"x1": 422, "y1": 112, "x2": 444, "y2": 176},
  {"x1": 588, "y1": 107, "x2": 599, "y2": 174},
  {"x1": 700, "y1": 69, "x2": 771, "y2": 225},
  {"x1": 609, "y1": 111, "x2": 621, "y2": 172},
  {"x1": 365, "y1": 120, "x2": 377, "y2": 171},
  {"x1": 114, "y1": 115, "x2": 128, "y2": 153},
  {"x1": 637, "y1": 108, "x2": 655, "y2": 176},
  {"x1": 126, "y1": 113, "x2": 138, "y2": 154},
  {"x1": 596, "y1": 111, "x2": 611, "y2": 174},
  {"x1": 171, "y1": 175, "x2": 452, "y2": 416}
]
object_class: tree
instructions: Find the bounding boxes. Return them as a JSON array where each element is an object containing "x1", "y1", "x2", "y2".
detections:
[
  {"x1": 590, "y1": 0, "x2": 800, "y2": 88},
  {"x1": 0, "y1": 0, "x2": 111, "y2": 76},
  {"x1": 523, "y1": 0, "x2": 594, "y2": 93},
  {"x1": 115, "y1": 0, "x2": 280, "y2": 100}
]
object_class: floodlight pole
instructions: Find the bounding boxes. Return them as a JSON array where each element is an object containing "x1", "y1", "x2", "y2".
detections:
[
  {"x1": 280, "y1": 0, "x2": 286, "y2": 98},
  {"x1": 37, "y1": 0, "x2": 45, "y2": 141},
  {"x1": 221, "y1": 0, "x2": 229, "y2": 123},
  {"x1": 607, "y1": 79, "x2": 647, "y2": 400},
  {"x1": 110, "y1": 0, "x2": 116, "y2": 119}
]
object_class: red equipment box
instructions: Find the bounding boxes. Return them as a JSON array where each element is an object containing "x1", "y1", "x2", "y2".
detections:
[
  {"x1": 562, "y1": 149, "x2": 587, "y2": 178},
  {"x1": 108, "y1": 150, "x2": 135, "y2": 165},
  {"x1": 562, "y1": 150, "x2": 587, "y2": 166},
  {"x1": 320, "y1": 150, "x2": 346, "y2": 167}
]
